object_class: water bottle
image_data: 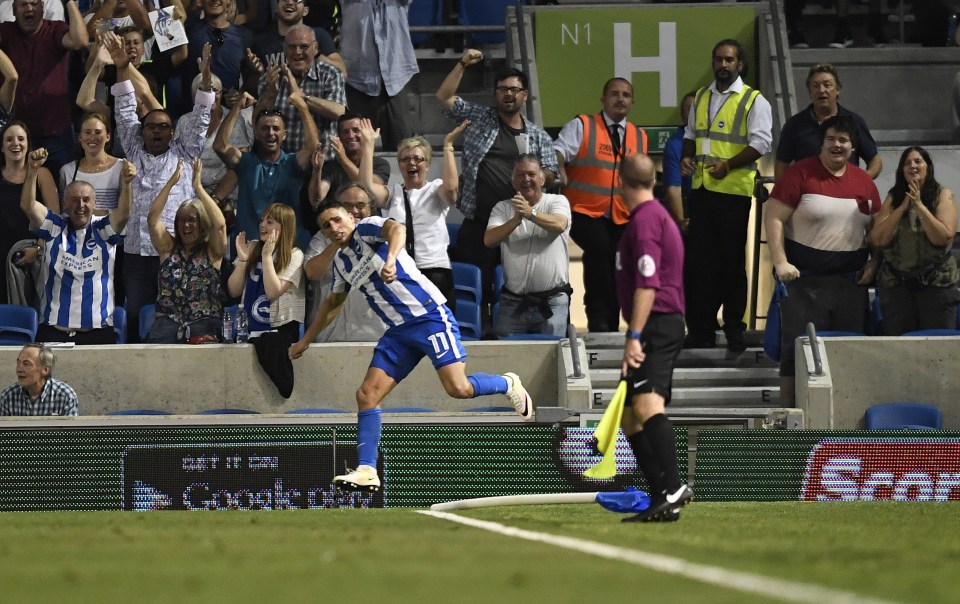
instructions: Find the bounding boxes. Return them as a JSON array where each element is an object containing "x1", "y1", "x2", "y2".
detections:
[
  {"x1": 222, "y1": 312, "x2": 234, "y2": 343},
  {"x1": 236, "y1": 309, "x2": 249, "y2": 343}
]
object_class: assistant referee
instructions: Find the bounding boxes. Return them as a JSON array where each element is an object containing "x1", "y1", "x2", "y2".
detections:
[{"x1": 615, "y1": 153, "x2": 693, "y2": 522}]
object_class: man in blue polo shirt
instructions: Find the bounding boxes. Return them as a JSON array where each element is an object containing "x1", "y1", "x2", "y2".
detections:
[{"x1": 774, "y1": 63, "x2": 881, "y2": 182}]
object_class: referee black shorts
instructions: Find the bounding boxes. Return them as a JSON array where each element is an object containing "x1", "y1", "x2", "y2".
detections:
[{"x1": 625, "y1": 313, "x2": 685, "y2": 404}]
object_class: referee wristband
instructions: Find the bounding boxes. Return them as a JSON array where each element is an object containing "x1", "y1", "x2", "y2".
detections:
[{"x1": 625, "y1": 329, "x2": 642, "y2": 340}]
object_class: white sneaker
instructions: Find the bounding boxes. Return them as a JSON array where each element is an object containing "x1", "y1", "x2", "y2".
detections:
[
  {"x1": 333, "y1": 465, "x2": 381, "y2": 491},
  {"x1": 504, "y1": 372, "x2": 534, "y2": 421}
]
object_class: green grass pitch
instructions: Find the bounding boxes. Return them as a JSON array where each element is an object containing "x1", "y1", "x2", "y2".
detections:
[{"x1": 0, "y1": 502, "x2": 956, "y2": 603}]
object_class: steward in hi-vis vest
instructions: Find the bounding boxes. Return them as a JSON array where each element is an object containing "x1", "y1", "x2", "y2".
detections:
[
  {"x1": 679, "y1": 39, "x2": 773, "y2": 352},
  {"x1": 554, "y1": 77, "x2": 651, "y2": 332},
  {"x1": 691, "y1": 84, "x2": 760, "y2": 197},
  {"x1": 564, "y1": 113, "x2": 648, "y2": 225}
]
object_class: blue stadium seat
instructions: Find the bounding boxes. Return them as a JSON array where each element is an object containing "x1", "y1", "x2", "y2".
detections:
[
  {"x1": 408, "y1": 0, "x2": 442, "y2": 45},
  {"x1": 465, "y1": 406, "x2": 514, "y2": 412},
  {"x1": 455, "y1": 299, "x2": 481, "y2": 341},
  {"x1": 286, "y1": 408, "x2": 345, "y2": 414},
  {"x1": 864, "y1": 402, "x2": 942, "y2": 430},
  {"x1": 815, "y1": 331, "x2": 865, "y2": 337},
  {"x1": 446, "y1": 222, "x2": 460, "y2": 258},
  {"x1": 867, "y1": 290, "x2": 883, "y2": 335},
  {"x1": 492, "y1": 264, "x2": 504, "y2": 325},
  {"x1": 384, "y1": 407, "x2": 436, "y2": 413},
  {"x1": 902, "y1": 329, "x2": 960, "y2": 336},
  {"x1": 0, "y1": 304, "x2": 38, "y2": 345},
  {"x1": 139, "y1": 304, "x2": 156, "y2": 341},
  {"x1": 451, "y1": 261, "x2": 482, "y2": 304},
  {"x1": 113, "y1": 306, "x2": 127, "y2": 343},
  {"x1": 195, "y1": 408, "x2": 261, "y2": 415},
  {"x1": 108, "y1": 409, "x2": 173, "y2": 415},
  {"x1": 498, "y1": 333, "x2": 563, "y2": 341},
  {"x1": 460, "y1": 0, "x2": 527, "y2": 45}
]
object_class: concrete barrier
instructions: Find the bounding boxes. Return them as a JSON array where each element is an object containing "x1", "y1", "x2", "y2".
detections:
[
  {"x1": 796, "y1": 336, "x2": 960, "y2": 429},
  {"x1": 0, "y1": 340, "x2": 586, "y2": 416}
]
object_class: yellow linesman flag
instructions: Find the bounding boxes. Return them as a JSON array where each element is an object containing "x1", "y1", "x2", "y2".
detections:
[{"x1": 583, "y1": 380, "x2": 627, "y2": 479}]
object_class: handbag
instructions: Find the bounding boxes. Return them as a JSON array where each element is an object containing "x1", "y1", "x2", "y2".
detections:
[{"x1": 763, "y1": 281, "x2": 788, "y2": 361}]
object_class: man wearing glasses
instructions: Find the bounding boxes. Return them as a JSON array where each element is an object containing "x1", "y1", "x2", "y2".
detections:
[
  {"x1": 256, "y1": 24, "x2": 345, "y2": 160},
  {"x1": 251, "y1": 0, "x2": 344, "y2": 75},
  {"x1": 436, "y1": 48, "x2": 558, "y2": 331},
  {"x1": 107, "y1": 37, "x2": 213, "y2": 342}
]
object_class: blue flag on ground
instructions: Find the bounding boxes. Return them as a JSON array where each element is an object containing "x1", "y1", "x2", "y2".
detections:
[{"x1": 595, "y1": 487, "x2": 650, "y2": 513}]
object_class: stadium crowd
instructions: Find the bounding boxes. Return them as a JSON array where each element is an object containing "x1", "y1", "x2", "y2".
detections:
[{"x1": 0, "y1": 0, "x2": 955, "y2": 416}]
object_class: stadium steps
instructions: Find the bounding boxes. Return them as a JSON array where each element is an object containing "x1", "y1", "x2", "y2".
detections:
[{"x1": 579, "y1": 332, "x2": 782, "y2": 410}]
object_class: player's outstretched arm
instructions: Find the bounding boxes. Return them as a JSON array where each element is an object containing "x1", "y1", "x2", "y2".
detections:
[{"x1": 289, "y1": 291, "x2": 348, "y2": 359}]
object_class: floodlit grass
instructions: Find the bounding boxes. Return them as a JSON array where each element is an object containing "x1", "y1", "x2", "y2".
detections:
[{"x1": 0, "y1": 503, "x2": 956, "y2": 603}]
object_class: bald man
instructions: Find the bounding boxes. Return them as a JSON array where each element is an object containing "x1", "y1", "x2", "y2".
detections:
[{"x1": 615, "y1": 153, "x2": 693, "y2": 522}]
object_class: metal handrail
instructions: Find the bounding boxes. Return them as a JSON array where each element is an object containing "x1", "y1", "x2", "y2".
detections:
[
  {"x1": 514, "y1": 0, "x2": 533, "y2": 118},
  {"x1": 408, "y1": 25, "x2": 504, "y2": 34},
  {"x1": 566, "y1": 324, "x2": 584, "y2": 379},
  {"x1": 805, "y1": 322, "x2": 824, "y2": 376}
]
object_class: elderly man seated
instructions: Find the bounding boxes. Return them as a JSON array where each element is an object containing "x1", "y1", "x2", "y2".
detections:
[
  {"x1": 0, "y1": 344, "x2": 78, "y2": 416},
  {"x1": 21, "y1": 148, "x2": 134, "y2": 344}
]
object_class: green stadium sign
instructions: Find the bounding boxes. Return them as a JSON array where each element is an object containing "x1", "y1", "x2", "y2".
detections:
[{"x1": 535, "y1": 5, "x2": 758, "y2": 139}]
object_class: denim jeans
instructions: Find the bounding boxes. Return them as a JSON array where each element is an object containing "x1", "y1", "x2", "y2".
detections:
[
  {"x1": 146, "y1": 315, "x2": 222, "y2": 343},
  {"x1": 494, "y1": 292, "x2": 569, "y2": 338}
]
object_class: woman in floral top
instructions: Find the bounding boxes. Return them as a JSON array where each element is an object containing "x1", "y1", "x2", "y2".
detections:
[{"x1": 145, "y1": 159, "x2": 228, "y2": 342}]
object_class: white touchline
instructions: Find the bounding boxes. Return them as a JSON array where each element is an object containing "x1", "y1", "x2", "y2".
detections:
[{"x1": 418, "y1": 510, "x2": 898, "y2": 604}]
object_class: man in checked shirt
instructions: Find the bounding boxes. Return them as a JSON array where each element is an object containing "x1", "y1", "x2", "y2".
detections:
[{"x1": 0, "y1": 344, "x2": 78, "y2": 416}]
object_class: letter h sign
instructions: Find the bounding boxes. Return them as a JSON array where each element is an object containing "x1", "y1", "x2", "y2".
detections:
[{"x1": 614, "y1": 21, "x2": 678, "y2": 108}]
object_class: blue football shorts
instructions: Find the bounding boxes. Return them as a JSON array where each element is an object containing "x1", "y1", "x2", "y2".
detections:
[{"x1": 370, "y1": 304, "x2": 467, "y2": 383}]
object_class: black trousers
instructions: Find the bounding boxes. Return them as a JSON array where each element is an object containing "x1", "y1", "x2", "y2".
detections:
[
  {"x1": 345, "y1": 80, "x2": 415, "y2": 151},
  {"x1": 454, "y1": 217, "x2": 501, "y2": 308},
  {"x1": 123, "y1": 253, "x2": 161, "y2": 345},
  {"x1": 37, "y1": 324, "x2": 116, "y2": 345},
  {"x1": 684, "y1": 187, "x2": 752, "y2": 339},
  {"x1": 570, "y1": 212, "x2": 624, "y2": 332},
  {"x1": 421, "y1": 267, "x2": 456, "y2": 313}
]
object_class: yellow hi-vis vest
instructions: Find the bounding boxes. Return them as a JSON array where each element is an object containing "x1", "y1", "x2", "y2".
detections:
[{"x1": 691, "y1": 84, "x2": 760, "y2": 197}]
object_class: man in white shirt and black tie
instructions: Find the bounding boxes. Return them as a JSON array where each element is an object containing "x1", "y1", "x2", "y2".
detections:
[{"x1": 554, "y1": 78, "x2": 648, "y2": 333}]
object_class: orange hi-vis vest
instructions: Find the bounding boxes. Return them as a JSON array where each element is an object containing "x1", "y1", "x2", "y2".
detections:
[{"x1": 563, "y1": 114, "x2": 648, "y2": 225}]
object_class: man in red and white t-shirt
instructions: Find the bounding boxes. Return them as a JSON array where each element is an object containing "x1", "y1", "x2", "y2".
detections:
[{"x1": 765, "y1": 114, "x2": 881, "y2": 404}]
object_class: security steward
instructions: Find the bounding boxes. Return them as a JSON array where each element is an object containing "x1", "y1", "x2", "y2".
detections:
[
  {"x1": 555, "y1": 77, "x2": 648, "y2": 333},
  {"x1": 680, "y1": 39, "x2": 772, "y2": 352}
]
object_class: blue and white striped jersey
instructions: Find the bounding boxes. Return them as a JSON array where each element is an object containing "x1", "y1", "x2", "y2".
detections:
[
  {"x1": 37, "y1": 210, "x2": 121, "y2": 329},
  {"x1": 330, "y1": 217, "x2": 447, "y2": 329}
]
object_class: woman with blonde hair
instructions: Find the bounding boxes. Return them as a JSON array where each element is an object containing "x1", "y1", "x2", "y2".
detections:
[
  {"x1": 146, "y1": 159, "x2": 228, "y2": 342},
  {"x1": 359, "y1": 118, "x2": 469, "y2": 310},
  {"x1": 228, "y1": 203, "x2": 304, "y2": 397}
]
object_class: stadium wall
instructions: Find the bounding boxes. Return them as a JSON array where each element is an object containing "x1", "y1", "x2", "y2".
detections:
[
  {"x1": 0, "y1": 341, "x2": 590, "y2": 414},
  {"x1": 795, "y1": 337, "x2": 960, "y2": 429},
  {"x1": 0, "y1": 424, "x2": 956, "y2": 510}
]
